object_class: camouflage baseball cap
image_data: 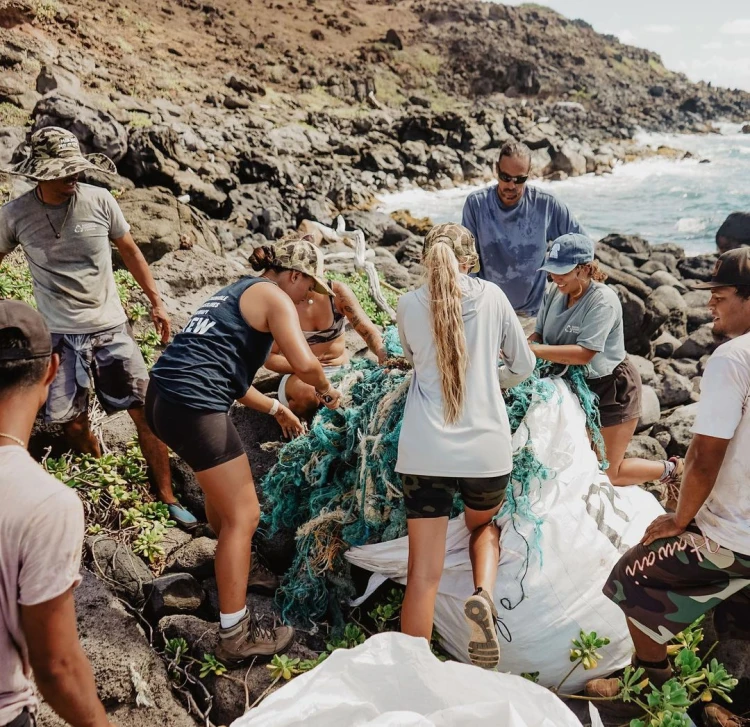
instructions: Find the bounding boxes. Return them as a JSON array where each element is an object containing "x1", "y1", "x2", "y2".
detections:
[
  {"x1": 3, "y1": 126, "x2": 117, "y2": 181},
  {"x1": 273, "y1": 236, "x2": 334, "y2": 296},
  {"x1": 423, "y1": 223, "x2": 481, "y2": 273}
]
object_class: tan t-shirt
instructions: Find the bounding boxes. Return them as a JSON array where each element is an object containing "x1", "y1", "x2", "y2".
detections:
[{"x1": 0, "y1": 445, "x2": 84, "y2": 724}]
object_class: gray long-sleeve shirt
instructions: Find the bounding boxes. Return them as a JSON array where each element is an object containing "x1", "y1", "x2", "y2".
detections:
[{"x1": 396, "y1": 276, "x2": 535, "y2": 478}]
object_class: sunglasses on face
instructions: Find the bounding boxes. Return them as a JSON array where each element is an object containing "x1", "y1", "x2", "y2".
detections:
[{"x1": 498, "y1": 171, "x2": 529, "y2": 185}]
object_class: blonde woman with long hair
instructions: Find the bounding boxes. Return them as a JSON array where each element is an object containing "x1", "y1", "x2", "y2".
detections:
[{"x1": 396, "y1": 223, "x2": 535, "y2": 669}]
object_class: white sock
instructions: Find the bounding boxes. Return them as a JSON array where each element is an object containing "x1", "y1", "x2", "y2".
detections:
[{"x1": 220, "y1": 607, "x2": 248, "y2": 630}]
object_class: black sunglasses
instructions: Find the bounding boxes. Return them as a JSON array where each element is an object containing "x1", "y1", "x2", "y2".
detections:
[{"x1": 498, "y1": 171, "x2": 529, "y2": 185}]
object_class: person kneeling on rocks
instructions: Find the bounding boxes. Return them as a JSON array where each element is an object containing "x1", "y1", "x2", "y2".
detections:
[
  {"x1": 264, "y1": 244, "x2": 387, "y2": 419},
  {"x1": 0, "y1": 126, "x2": 196, "y2": 530},
  {"x1": 396, "y1": 223, "x2": 535, "y2": 669},
  {"x1": 0, "y1": 301, "x2": 113, "y2": 727},
  {"x1": 146, "y1": 236, "x2": 342, "y2": 664},
  {"x1": 529, "y1": 233, "x2": 683, "y2": 488},
  {"x1": 585, "y1": 248, "x2": 750, "y2": 727}
]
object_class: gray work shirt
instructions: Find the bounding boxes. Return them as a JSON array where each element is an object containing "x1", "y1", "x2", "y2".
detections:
[
  {"x1": 535, "y1": 282, "x2": 625, "y2": 379},
  {"x1": 0, "y1": 184, "x2": 129, "y2": 334}
]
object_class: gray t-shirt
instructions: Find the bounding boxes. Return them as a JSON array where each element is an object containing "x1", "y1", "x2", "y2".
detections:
[
  {"x1": 535, "y1": 281, "x2": 625, "y2": 379},
  {"x1": 0, "y1": 184, "x2": 129, "y2": 334}
]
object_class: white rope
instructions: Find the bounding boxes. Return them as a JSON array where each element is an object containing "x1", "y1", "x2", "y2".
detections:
[{"x1": 305, "y1": 216, "x2": 397, "y2": 322}]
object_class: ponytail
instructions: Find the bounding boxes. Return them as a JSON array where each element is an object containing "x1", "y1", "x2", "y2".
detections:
[{"x1": 424, "y1": 242, "x2": 468, "y2": 425}]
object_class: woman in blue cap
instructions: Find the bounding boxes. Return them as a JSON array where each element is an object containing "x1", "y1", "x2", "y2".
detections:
[{"x1": 528, "y1": 233, "x2": 682, "y2": 489}]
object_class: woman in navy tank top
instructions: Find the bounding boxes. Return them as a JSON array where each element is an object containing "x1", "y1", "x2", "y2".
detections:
[{"x1": 146, "y1": 237, "x2": 341, "y2": 665}]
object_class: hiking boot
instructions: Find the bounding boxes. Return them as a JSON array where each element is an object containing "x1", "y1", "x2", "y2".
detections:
[
  {"x1": 704, "y1": 704, "x2": 750, "y2": 727},
  {"x1": 464, "y1": 588, "x2": 501, "y2": 669},
  {"x1": 584, "y1": 660, "x2": 673, "y2": 718},
  {"x1": 248, "y1": 558, "x2": 280, "y2": 595},
  {"x1": 215, "y1": 612, "x2": 294, "y2": 665}
]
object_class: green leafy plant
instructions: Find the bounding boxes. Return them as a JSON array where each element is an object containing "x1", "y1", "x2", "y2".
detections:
[
  {"x1": 328, "y1": 270, "x2": 401, "y2": 328},
  {"x1": 555, "y1": 630, "x2": 611, "y2": 692},
  {"x1": 165, "y1": 637, "x2": 189, "y2": 666},
  {"x1": 199, "y1": 653, "x2": 227, "y2": 678},
  {"x1": 266, "y1": 654, "x2": 301, "y2": 681},
  {"x1": 44, "y1": 443, "x2": 175, "y2": 565},
  {"x1": 326, "y1": 623, "x2": 366, "y2": 653},
  {"x1": 368, "y1": 588, "x2": 404, "y2": 633},
  {"x1": 521, "y1": 671, "x2": 540, "y2": 683},
  {"x1": 557, "y1": 620, "x2": 738, "y2": 727}
]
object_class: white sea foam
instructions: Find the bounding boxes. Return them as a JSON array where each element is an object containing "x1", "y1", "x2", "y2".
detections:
[{"x1": 675, "y1": 217, "x2": 708, "y2": 234}]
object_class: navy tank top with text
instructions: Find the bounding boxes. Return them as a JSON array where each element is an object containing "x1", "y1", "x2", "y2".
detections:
[{"x1": 150, "y1": 277, "x2": 274, "y2": 411}]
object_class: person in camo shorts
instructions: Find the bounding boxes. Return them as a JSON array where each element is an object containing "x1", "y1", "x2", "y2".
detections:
[
  {"x1": 585, "y1": 248, "x2": 750, "y2": 727},
  {"x1": 396, "y1": 223, "x2": 535, "y2": 670},
  {"x1": 0, "y1": 126, "x2": 196, "y2": 529}
]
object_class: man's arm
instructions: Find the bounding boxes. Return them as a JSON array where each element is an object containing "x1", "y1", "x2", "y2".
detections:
[
  {"x1": 21, "y1": 588, "x2": 112, "y2": 727},
  {"x1": 113, "y1": 233, "x2": 170, "y2": 344},
  {"x1": 334, "y1": 283, "x2": 386, "y2": 364},
  {"x1": 642, "y1": 434, "x2": 730, "y2": 545},
  {"x1": 552, "y1": 197, "x2": 585, "y2": 237}
]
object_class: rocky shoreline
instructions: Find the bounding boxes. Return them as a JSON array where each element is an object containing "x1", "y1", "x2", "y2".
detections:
[{"x1": 2, "y1": 0, "x2": 750, "y2": 723}]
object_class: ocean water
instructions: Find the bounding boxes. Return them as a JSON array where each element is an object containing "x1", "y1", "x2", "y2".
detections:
[{"x1": 377, "y1": 122, "x2": 750, "y2": 256}]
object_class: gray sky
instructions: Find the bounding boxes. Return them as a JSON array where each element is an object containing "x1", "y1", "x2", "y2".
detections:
[{"x1": 499, "y1": 1, "x2": 750, "y2": 91}]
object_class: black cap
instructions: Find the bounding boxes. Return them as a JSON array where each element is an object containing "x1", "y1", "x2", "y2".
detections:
[
  {"x1": 0, "y1": 301, "x2": 52, "y2": 360},
  {"x1": 693, "y1": 248, "x2": 750, "y2": 290}
]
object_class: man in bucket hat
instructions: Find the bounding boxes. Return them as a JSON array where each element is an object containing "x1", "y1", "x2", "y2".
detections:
[{"x1": 0, "y1": 126, "x2": 196, "y2": 529}]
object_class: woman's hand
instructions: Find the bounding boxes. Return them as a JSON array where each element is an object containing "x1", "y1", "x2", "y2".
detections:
[
  {"x1": 274, "y1": 405, "x2": 306, "y2": 438},
  {"x1": 376, "y1": 347, "x2": 388, "y2": 365},
  {"x1": 316, "y1": 386, "x2": 342, "y2": 409}
]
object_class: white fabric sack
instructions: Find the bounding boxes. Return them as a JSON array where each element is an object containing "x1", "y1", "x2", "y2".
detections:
[
  {"x1": 232, "y1": 632, "x2": 583, "y2": 727},
  {"x1": 346, "y1": 380, "x2": 665, "y2": 692}
]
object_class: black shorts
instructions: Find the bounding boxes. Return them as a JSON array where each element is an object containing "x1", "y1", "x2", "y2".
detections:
[
  {"x1": 400, "y1": 474, "x2": 510, "y2": 519},
  {"x1": 588, "y1": 358, "x2": 642, "y2": 429},
  {"x1": 145, "y1": 381, "x2": 245, "y2": 473}
]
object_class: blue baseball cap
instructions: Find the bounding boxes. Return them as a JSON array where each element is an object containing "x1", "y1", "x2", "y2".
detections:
[{"x1": 539, "y1": 233, "x2": 595, "y2": 275}]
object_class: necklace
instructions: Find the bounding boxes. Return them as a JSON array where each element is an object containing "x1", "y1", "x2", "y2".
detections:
[
  {"x1": 37, "y1": 187, "x2": 74, "y2": 239},
  {"x1": 0, "y1": 432, "x2": 25, "y2": 447}
]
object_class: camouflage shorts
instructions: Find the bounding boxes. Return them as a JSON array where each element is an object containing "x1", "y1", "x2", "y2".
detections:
[
  {"x1": 45, "y1": 323, "x2": 149, "y2": 423},
  {"x1": 604, "y1": 522, "x2": 750, "y2": 644},
  {"x1": 401, "y1": 474, "x2": 509, "y2": 519}
]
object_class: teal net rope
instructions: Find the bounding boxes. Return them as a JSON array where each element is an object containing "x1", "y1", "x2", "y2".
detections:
[{"x1": 261, "y1": 329, "x2": 604, "y2": 627}]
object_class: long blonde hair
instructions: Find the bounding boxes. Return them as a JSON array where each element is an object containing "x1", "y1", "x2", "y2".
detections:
[{"x1": 424, "y1": 242, "x2": 468, "y2": 424}]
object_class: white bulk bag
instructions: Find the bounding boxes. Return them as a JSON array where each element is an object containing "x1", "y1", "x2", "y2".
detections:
[
  {"x1": 346, "y1": 380, "x2": 665, "y2": 692},
  {"x1": 232, "y1": 632, "x2": 583, "y2": 727}
]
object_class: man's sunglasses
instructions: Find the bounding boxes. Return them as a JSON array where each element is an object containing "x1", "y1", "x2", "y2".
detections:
[{"x1": 498, "y1": 171, "x2": 529, "y2": 185}]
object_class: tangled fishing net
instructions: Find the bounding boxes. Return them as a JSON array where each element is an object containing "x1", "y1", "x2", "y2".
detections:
[{"x1": 261, "y1": 327, "x2": 605, "y2": 628}]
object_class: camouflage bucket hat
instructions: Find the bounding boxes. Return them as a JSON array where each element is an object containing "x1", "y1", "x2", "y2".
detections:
[
  {"x1": 274, "y1": 236, "x2": 334, "y2": 296},
  {"x1": 3, "y1": 126, "x2": 117, "y2": 181},
  {"x1": 423, "y1": 223, "x2": 480, "y2": 273}
]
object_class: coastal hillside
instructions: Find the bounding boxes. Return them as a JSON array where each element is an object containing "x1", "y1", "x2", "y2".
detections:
[{"x1": 1, "y1": 0, "x2": 748, "y2": 241}]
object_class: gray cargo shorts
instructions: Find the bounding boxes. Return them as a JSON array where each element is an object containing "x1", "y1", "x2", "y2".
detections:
[{"x1": 45, "y1": 322, "x2": 149, "y2": 423}]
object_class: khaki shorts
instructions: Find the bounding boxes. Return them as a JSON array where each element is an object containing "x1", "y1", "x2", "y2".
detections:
[{"x1": 587, "y1": 358, "x2": 642, "y2": 429}]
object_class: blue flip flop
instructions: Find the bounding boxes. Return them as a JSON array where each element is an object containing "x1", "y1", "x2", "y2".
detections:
[{"x1": 167, "y1": 503, "x2": 198, "y2": 531}]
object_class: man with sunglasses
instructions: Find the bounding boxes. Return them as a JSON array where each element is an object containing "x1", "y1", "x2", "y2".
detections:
[
  {"x1": 0, "y1": 126, "x2": 196, "y2": 529},
  {"x1": 462, "y1": 140, "x2": 584, "y2": 333}
]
